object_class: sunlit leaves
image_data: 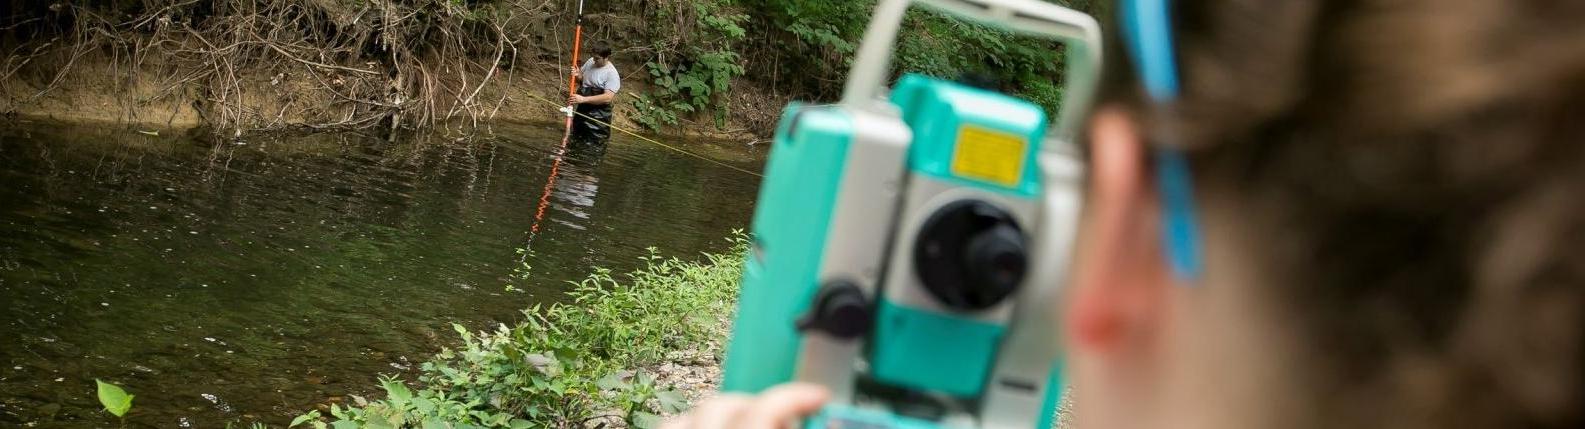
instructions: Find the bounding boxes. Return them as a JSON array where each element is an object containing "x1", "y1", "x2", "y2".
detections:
[{"x1": 95, "y1": 379, "x2": 134, "y2": 418}]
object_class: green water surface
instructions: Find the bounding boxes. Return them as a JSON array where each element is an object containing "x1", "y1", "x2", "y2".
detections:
[{"x1": 0, "y1": 121, "x2": 764, "y2": 427}]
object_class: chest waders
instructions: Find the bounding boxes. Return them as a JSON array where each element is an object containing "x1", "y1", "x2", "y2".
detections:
[{"x1": 572, "y1": 84, "x2": 613, "y2": 142}]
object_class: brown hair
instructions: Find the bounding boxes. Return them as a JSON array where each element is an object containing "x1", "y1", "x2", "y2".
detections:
[
  {"x1": 1096, "y1": 1, "x2": 1585, "y2": 427},
  {"x1": 590, "y1": 43, "x2": 614, "y2": 59}
]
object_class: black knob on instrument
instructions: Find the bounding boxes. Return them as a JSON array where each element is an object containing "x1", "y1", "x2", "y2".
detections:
[
  {"x1": 913, "y1": 200, "x2": 1027, "y2": 310},
  {"x1": 795, "y1": 281, "x2": 872, "y2": 340}
]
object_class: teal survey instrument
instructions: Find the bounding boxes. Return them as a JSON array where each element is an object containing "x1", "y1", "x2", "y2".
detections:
[{"x1": 720, "y1": 0, "x2": 1101, "y2": 427}]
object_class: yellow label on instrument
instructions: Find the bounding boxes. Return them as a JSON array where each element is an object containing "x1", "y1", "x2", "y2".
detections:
[{"x1": 951, "y1": 125, "x2": 1027, "y2": 187}]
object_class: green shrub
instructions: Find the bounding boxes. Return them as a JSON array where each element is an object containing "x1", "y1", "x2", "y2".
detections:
[
  {"x1": 1019, "y1": 76, "x2": 1067, "y2": 122},
  {"x1": 631, "y1": 0, "x2": 750, "y2": 131},
  {"x1": 738, "y1": 0, "x2": 1104, "y2": 120},
  {"x1": 291, "y1": 234, "x2": 746, "y2": 429}
]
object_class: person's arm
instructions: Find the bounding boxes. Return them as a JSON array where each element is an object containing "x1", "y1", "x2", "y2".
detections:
[
  {"x1": 570, "y1": 67, "x2": 619, "y2": 105},
  {"x1": 574, "y1": 90, "x2": 617, "y2": 105},
  {"x1": 571, "y1": 58, "x2": 592, "y2": 84}
]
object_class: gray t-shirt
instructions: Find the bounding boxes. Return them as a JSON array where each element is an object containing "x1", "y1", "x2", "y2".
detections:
[{"x1": 579, "y1": 59, "x2": 621, "y2": 93}]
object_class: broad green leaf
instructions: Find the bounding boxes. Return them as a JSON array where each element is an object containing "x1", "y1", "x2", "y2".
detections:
[
  {"x1": 289, "y1": 412, "x2": 318, "y2": 428},
  {"x1": 381, "y1": 378, "x2": 413, "y2": 404},
  {"x1": 655, "y1": 390, "x2": 688, "y2": 413},
  {"x1": 413, "y1": 396, "x2": 436, "y2": 415},
  {"x1": 95, "y1": 379, "x2": 133, "y2": 417},
  {"x1": 596, "y1": 372, "x2": 629, "y2": 390},
  {"x1": 631, "y1": 411, "x2": 663, "y2": 429}
]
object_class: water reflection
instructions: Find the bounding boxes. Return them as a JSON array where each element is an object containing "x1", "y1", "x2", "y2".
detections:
[{"x1": 551, "y1": 140, "x2": 608, "y2": 227}]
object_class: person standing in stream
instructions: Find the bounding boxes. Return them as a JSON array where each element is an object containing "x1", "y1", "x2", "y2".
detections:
[{"x1": 569, "y1": 43, "x2": 621, "y2": 144}]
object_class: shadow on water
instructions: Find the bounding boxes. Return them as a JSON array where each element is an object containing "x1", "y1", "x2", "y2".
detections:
[{"x1": 0, "y1": 120, "x2": 765, "y2": 428}]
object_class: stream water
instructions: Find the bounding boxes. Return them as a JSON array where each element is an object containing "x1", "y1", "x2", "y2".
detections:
[{"x1": 0, "y1": 120, "x2": 765, "y2": 427}]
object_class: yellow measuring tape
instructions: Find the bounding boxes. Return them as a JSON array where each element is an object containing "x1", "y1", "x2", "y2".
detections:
[{"x1": 522, "y1": 92, "x2": 764, "y2": 178}]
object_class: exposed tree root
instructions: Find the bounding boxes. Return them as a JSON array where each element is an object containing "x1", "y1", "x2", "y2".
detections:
[{"x1": 1, "y1": 0, "x2": 560, "y2": 137}]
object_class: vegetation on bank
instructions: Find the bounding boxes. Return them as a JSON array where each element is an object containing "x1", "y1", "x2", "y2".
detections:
[
  {"x1": 270, "y1": 237, "x2": 746, "y2": 428},
  {"x1": 0, "y1": 0, "x2": 1102, "y2": 136}
]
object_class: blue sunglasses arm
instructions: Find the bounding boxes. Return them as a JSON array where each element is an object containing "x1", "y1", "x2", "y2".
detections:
[{"x1": 1119, "y1": 0, "x2": 1205, "y2": 281}]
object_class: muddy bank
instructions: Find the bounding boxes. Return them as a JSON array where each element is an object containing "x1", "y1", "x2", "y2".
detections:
[
  {"x1": 0, "y1": 59, "x2": 777, "y2": 140},
  {"x1": 0, "y1": 0, "x2": 790, "y2": 140}
]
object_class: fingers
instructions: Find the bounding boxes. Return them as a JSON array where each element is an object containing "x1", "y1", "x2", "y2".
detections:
[
  {"x1": 696, "y1": 395, "x2": 755, "y2": 428},
  {"x1": 660, "y1": 394, "x2": 747, "y2": 429},
  {"x1": 738, "y1": 383, "x2": 830, "y2": 428},
  {"x1": 661, "y1": 383, "x2": 829, "y2": 429}
]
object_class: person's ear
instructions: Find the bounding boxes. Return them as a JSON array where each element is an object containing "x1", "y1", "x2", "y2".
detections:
[{"x1": 1065, "y1": 106, "x2": 1173, "y2": 357}]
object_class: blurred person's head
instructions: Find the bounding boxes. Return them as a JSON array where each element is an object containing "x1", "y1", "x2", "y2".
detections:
[{"x1": 1065, "y1": 1, "x2": 1584, "y2": 429}]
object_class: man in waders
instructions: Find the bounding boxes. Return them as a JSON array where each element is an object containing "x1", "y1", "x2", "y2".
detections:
[{"x1": 569, "y1": 43, "x2": 620, "y2": 144}]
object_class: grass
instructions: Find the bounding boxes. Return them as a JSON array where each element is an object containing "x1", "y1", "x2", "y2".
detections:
[{"x1": 288, "y1": 234, "x2": 746, "y2": 429}]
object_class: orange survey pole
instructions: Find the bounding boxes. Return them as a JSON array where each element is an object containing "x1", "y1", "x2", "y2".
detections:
[
  {"x1": 526, "y1": 0, "x2": 587, "y2": 248},
  {"x1": 562, "y1": 0, "x2": 586, "y2": 130}
]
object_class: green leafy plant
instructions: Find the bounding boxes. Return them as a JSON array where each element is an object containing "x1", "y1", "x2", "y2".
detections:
[
  {"x1": 632, "y1": 0, "x2": 751, "y2": 131},
  {"x1": 292, "y1": 233, "x2": 748, "y2": 428},
  {"x1": 736, "y1": 0, "x2": 1103, "y2": 120},
  {"x1": 96, "y1": 379, "x2": 134, "y2": 420},
  {"x1": 287, "y1": 410, "x2": 321, "y2": 428}
]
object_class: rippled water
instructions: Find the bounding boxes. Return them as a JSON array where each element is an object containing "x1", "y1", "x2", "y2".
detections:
[{"x1": 0, "y1": 121, "x2": 764, "y2": 427}]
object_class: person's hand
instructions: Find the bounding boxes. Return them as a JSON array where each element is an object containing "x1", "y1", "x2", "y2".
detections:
[
  {"x1": 569, "y1": 94, "x2": 586, "y2": 105},
  {"x1": 659, "y1": 383, "x2": 829, "y2": 429},
  {"x1": 571, "y1": 66, "x2": 581, "y2": 78}
]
